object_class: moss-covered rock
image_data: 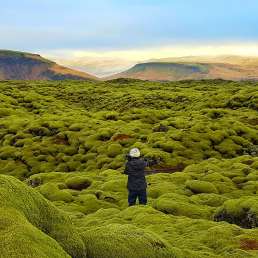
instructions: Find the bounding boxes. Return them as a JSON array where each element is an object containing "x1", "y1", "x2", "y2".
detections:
[
  {"x1": 81, "y1": 223, "x2": 178, "y2": 258},
  {"x1": 214, "y1": 196, "x2": 258, "y2": 228},
  {"x1": 186, "y1": 180, "x2": 219, "y2": 194},
  {"x1": 39, "y1": 182, "x2": 74, "y2": 202},
  {"x1": 0, "y1": 174, "x2": 86, "y2": 257},
  {"x1": 190, "y1": 193, "x2": 228, "y2": 207},
  {"x1": 0, "y1": 207, "x2": 70, "y2": 258},
  {"x1": 65, "y1": 176, "x2": 92, "y2": 191},
  {"x1": 74, "y1": 194, "x2": 117, "y2": 214},
  {"x1": 153, "y1": 193, "x2": 213, "y2": 219},
  {"x1": 1, "y1": 80, "x2": 258, "y2": 258},
  {"x1": 106, "y1": 143, "x2": 122, "y2": 158}
]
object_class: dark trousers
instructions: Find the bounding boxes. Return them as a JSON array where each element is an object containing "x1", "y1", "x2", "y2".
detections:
[{"x1": 128, "y1": 189, "x2": 147, "y2": 206}]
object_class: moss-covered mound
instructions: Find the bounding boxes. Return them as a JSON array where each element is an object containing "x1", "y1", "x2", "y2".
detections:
[
  {"x1": 75, "y1": 205, "x2": 258, "y2": 257},
  {"x1": 81, "y1": 223, "x2": 179, "y2": 258},
  {"x1": 0, "y1": 80, "x2": 257, "y2": 257},
  {"x1": 0, "y1": 174, "x2": 86, "y2": 258},
  {"x1": 153, "y1": 193, "x2": 213, "y2": 219},
  {"x1": 214, "y1": 196, "x2": 258, "y2": 229},
  {"x1": 0, "y1": 175, "x2": 182, "y2": 258},
  {"x1": 0, "y1": 207, "x2": 70, "y2": 258},
  {"x1": 0, "y1": 80, "x2": 257, "y2": 179},
  {"x1": 186, "y1": 180, "x2": 219, "y2": 194}
]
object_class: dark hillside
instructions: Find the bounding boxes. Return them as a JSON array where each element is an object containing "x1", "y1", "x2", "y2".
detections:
[
  {"x1": 107, "y1": 61, "x2": 258, "y2": 81},
  {"x1": 0, "y1": 50, "x2": 98, "y2": 80}
]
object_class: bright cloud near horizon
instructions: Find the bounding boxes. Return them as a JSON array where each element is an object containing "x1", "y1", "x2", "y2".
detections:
[
  {"x1": 1, "y1": 0, "x2": 258, "y2": 75},
  {"x1": 44, "y1": 43, "x2": 258, "y2": 60}
]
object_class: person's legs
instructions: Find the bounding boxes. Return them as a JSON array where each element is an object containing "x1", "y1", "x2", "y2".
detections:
[
  {"x1": 138, "y1": 189, "x2": 147, "y2": 205},
  {"x1": 128, "y1": 190, "x2": 137, "y2": 206}
]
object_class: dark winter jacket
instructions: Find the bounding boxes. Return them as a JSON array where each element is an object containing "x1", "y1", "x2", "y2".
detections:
[{"x1": 124, "y1": 158, "x2": 147, "y2": 190}]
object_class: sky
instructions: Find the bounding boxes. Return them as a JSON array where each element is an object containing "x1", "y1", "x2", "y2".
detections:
[{"x1": 1, "y1": 0, "x2": 258, "y2": 75}]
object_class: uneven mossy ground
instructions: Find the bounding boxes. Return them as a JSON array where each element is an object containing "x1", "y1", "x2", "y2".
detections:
[{"x1": 0, "y1": 79, "x2": 257, "y2": 257}]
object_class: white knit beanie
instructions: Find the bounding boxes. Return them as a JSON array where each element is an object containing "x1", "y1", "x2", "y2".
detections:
[{"x1": 129, "y1": 148, "x2": 141, "y2": 158}]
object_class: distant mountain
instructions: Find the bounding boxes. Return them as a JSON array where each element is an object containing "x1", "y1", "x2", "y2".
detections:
[
  {"x1": 0, "y1": 50, "x2": 98, "y2": 80},
  {"x1": 149, "y1": 55, "x2": 258, "y2": 66},
  {"x1": 106, "y1": 56, "x2": 258, "y2": 81}
]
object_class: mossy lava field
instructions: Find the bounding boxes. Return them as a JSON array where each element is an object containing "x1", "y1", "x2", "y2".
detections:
[{"x1": 0, "y1": 79, "x2": 258, "y2": 258}]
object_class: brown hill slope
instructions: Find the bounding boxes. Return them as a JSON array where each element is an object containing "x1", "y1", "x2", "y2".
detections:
[
  {"x1": 150, "y1": 55, "x2": 258, "y2": 66},
  {"x1": 106, "y1": 59, "x2": 258, "y2": 81},
  {"x1": 0, "y1": 50, "x2": 98, "y2": 80}
]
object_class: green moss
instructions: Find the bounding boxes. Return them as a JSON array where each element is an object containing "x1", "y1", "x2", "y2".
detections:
[
  {"x1": 108, "y1": 158, "x2": 124, "y2": 169},
  {"x1": 0, "y1": 146, "x2": 18, "y2": 159},
  {"x1": 147, "y1": 181, "x2": 182, "y2": 199},
  {"x1": 39, "y1": 183, "x2": 74, "y2": 202},
  {"x1": 186, "y1": 180, "x2": 219, "y2": 194},
  {"x1": 63, "y1": 146, "x2": 78, "y2": 156},
  {"x1": 31, "y1": 161, "x2": 56, "y2": 175},
  {"x1": 0, "y1": 174, "x2": 86, "y2": 257},
  {"x1": 0, "y1": 160, "x2": 28, "y2": 179},
  {"x1": 205, "y1": 109, "x2": 227, "y2": 119},
  {"x1": 69, "y1": 123, "x2": 85, "y2": 131},
  {"x1": 66, "y1": 160, "x2": 82, "y2": 171},
  {"x1": 208, "y1": 130, "x2": 228, "y2": 144},
  {"x1": 199, "y1": 224, "x2": 244, "y2": 254},
  {"x1": 74, "y1": 194, "x2": 117, "y2": 214},
  {"x1": 96, "y1": 129, "x2": 114, "y2": 141},
  {"x1": 81, "y1": 223, "x2": 178, "y2": 258},
  {"x1": 214, "y1": 196, "x2": 258, "y2": 228},
  {"x1": 190, "y1": 193, "x2": 228, "y2": 207},
  {"x1": 1, "y1": 80, "x2": 258, "y2": 257},
  {"x1": 102, "y1": 111, "x2": 119, "y2": 120},
  {"x1": 27, "y1": 126, "x2": 51, "y2": 137},
  {"x1": 153, "y1": 141, "x2": 177, "y2": 153},
  {"x1": 101, "y1": 179, "x2": 127, "y2": 192},
  {"x1": 153, "y1": 193, "x2": 212, "y2": 219},
  {"x1": 0, "y1": 108, "x2": 12, "y2": 117},
  {"x1": 141, "y1": 148, "x2": 171, "y2": 165},
  {"x1": 56, "y1": 163, "x2": 69, "y2": 172},
  {"x1": 84, "y1": 152, "x2": 98, "y2": 161},
  {"x1": 215, "y1": 139, "x2": 242, "y2": 157},
  {"x1": 251, "y1": 160, "x2": 258, "y2": 169},
  {"x1": 106, "y1": 143, "x2": 122, "y2": 157},
  {"x1": 0, "y1": 207, "x2": 70, "y2": 258},
  {"x1": 230, "y1": 135, "x2": 250, "y2": 146},
  {"x1": 65, "y1": 176, "x2": 92, "y2": 190},
  {"x1": 232, "y1": 176, "x2": 248, "y2": 184}
]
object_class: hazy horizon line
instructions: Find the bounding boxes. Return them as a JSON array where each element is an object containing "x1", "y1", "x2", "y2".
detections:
[
  {"x1": 2, "y1": 42, "x2": 258, "y2": 77},
  {"x1": 37, "y1": 43, "x2": 258, "y2": 77}
]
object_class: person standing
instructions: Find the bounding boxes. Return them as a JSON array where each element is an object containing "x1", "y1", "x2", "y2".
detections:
[{"x1": 124, "y1": 148, "x2": 148, "y2": 206}]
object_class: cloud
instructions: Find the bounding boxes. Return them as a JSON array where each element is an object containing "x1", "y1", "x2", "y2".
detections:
[{"x1": 44, "y1": 42, "x2": 258, "y2": 60}]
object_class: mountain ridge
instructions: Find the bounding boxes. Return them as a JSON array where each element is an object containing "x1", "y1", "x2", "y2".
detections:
[
  {"x1": 106, "y1": 58, "x2": 258, "y2": 81},
  {"x1": 0, "y1": 50, "x2": 98, "y2": 80},
  {"x1": 149, "y1": 55, "x2": 258, "y2": 66}
]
